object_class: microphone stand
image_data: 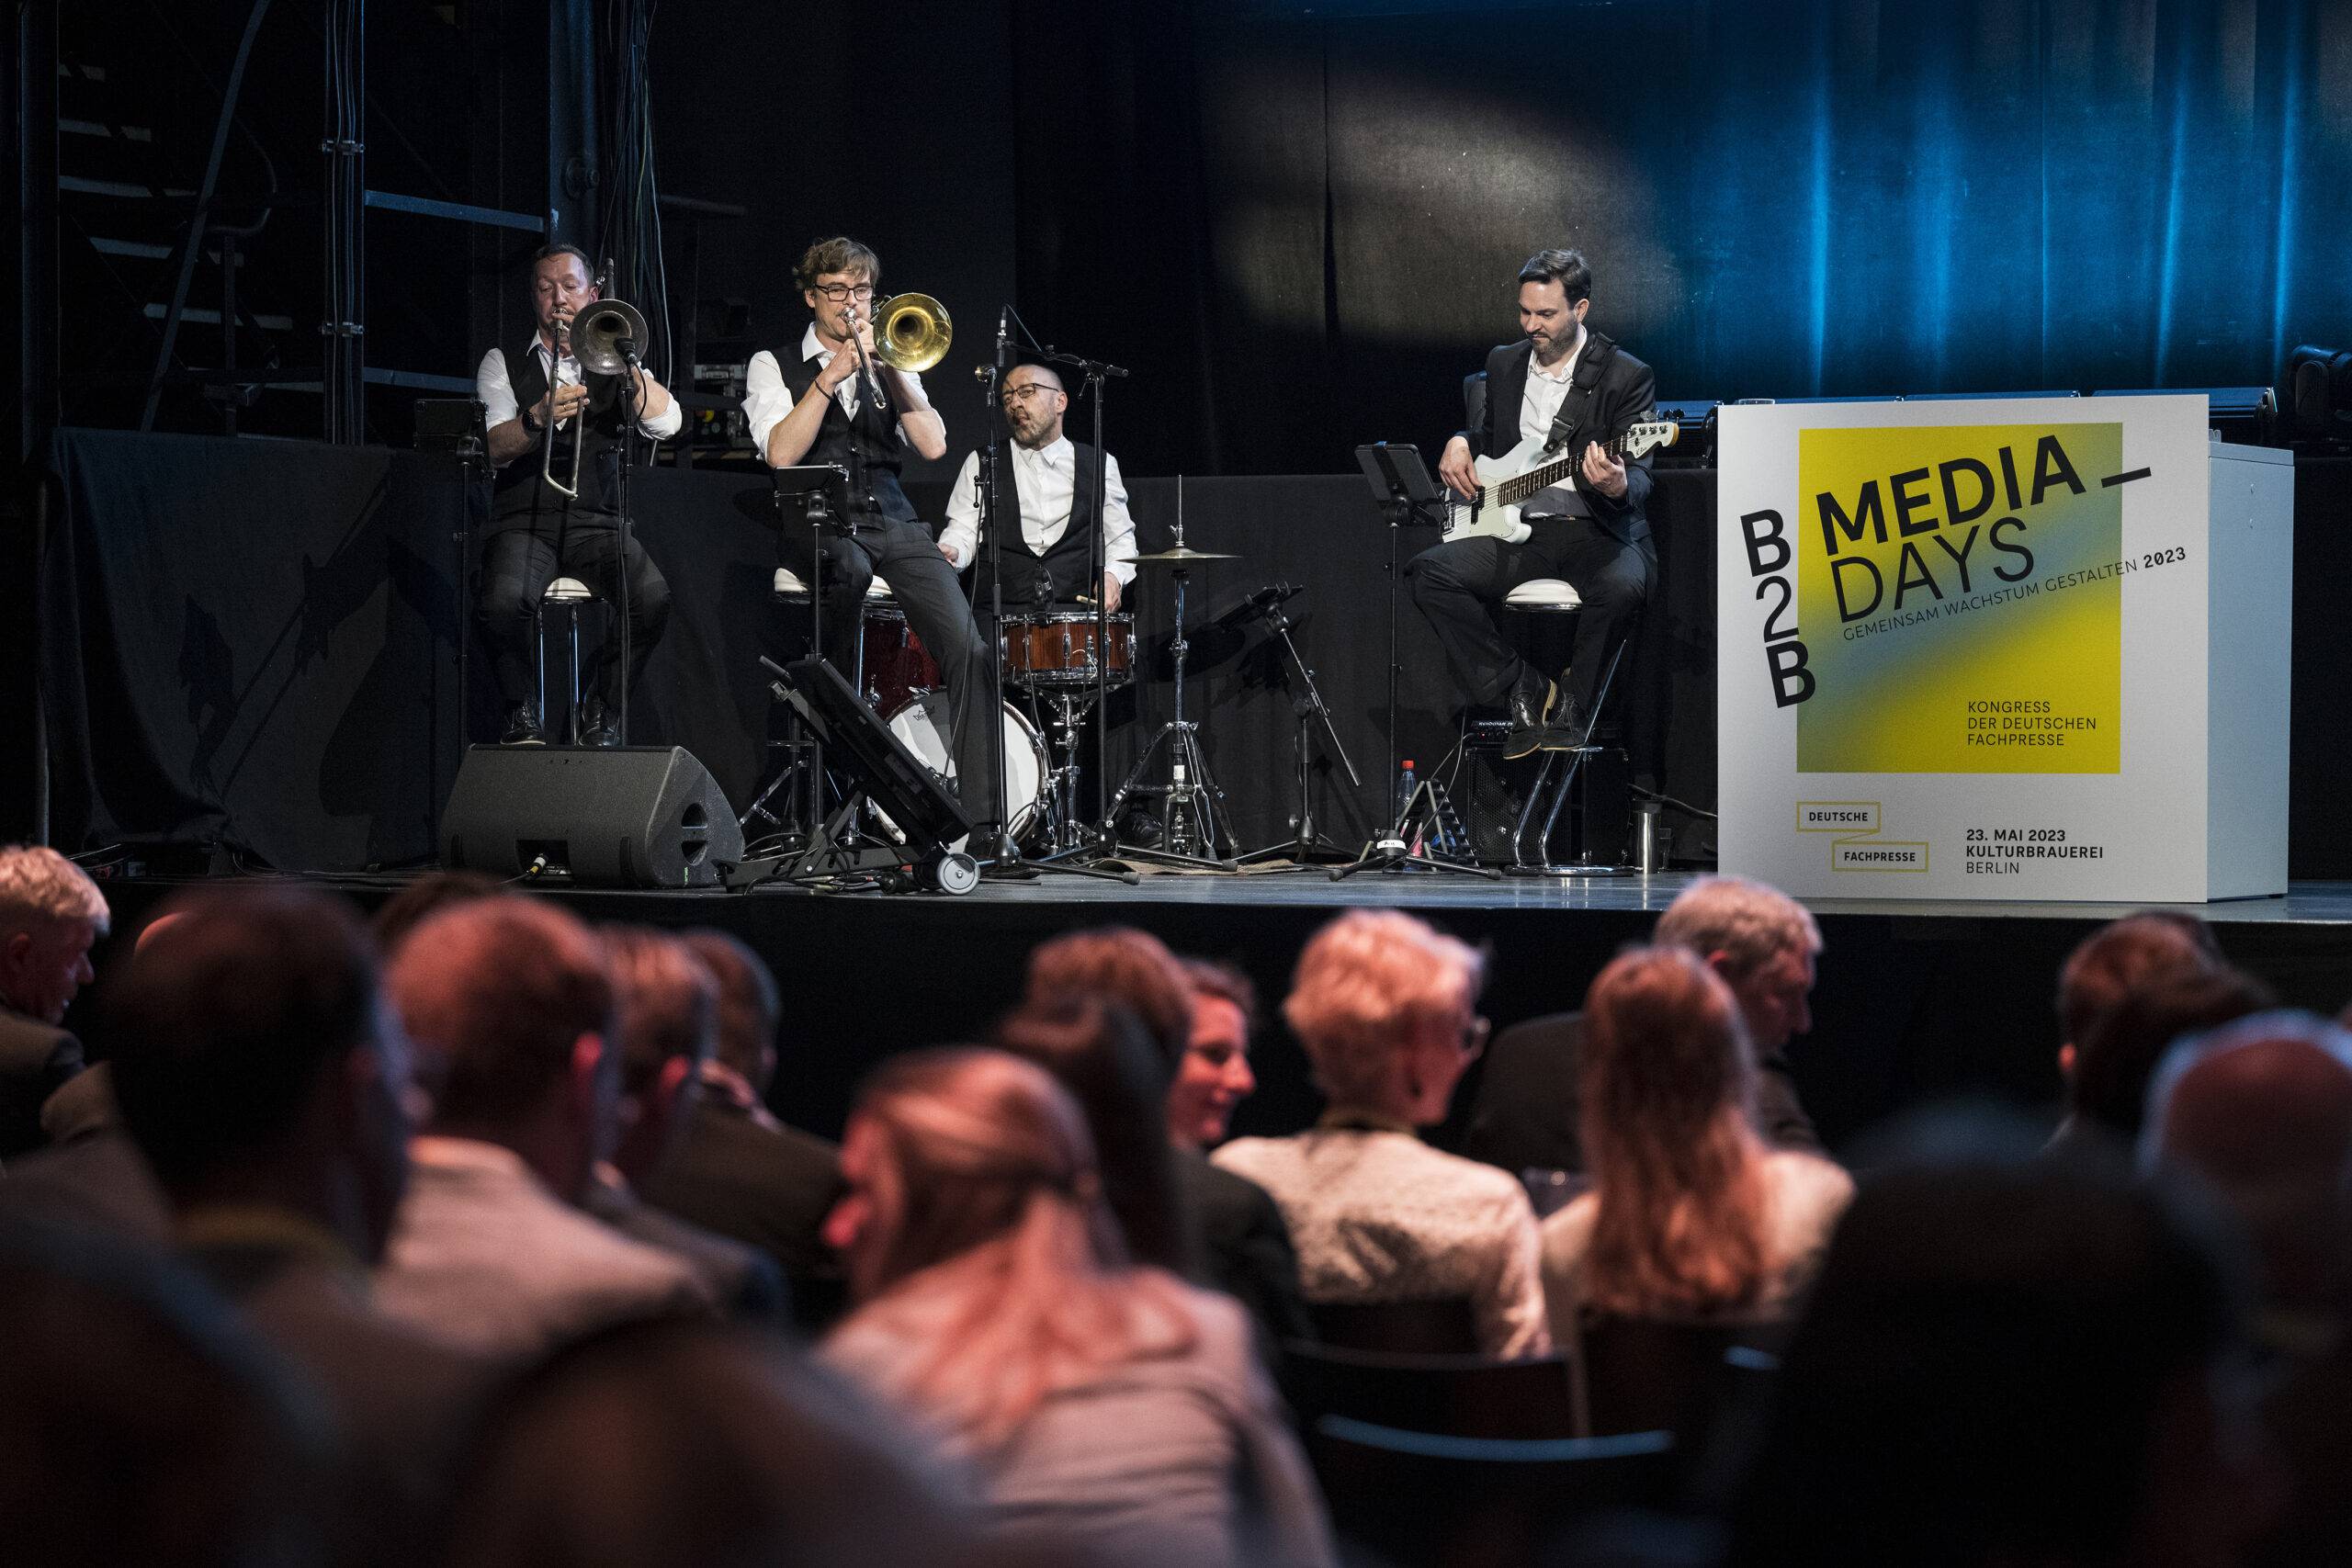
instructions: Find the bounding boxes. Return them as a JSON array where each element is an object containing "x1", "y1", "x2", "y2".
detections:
[
  {"x1": 1040, "y1": 344, "x2": 1127, "y2": 838},
  {"x1": 614, "y1": 334, "x2": 639, "y2": 747}
]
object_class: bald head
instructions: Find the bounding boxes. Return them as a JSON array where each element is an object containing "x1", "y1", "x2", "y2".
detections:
[
  {"x1": 1001, "y1": 363, "x2": 1069, "y2": 448},
  {"x1": 2158, "y1": 1036, "x2": 2352, "y2": 1189}
]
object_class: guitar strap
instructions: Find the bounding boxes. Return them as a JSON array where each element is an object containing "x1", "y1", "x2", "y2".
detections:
[{"x1": 1541, "y1": 330, "x2": 1619, "y2": 457}]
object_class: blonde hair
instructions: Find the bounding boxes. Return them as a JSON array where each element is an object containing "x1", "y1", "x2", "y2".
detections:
[
  {"x1": 1283, "y1": 910, "x2": 1483, "y2": 1108},
  {"x1": 1579, "y1": 946, "x2": 1775, "y2": 1317},
  {"x1": 0, "y1": 845, "x2": 109, "y2": 938},
  {"x1": 1653, "y1": 875, "x2": 1819, "y2": 980},
  {"x1": 836, "y1": 1049, "x2": 1196, "y2": 1447}
]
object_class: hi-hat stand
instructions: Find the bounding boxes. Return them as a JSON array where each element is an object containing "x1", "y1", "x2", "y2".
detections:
[{"x1": 1330, "y1": 442, "x2": 1499, "y2": 884}]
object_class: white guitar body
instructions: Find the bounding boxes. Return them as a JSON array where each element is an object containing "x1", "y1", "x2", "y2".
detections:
[{"x1": 1441, "y1": 420, "x2": 1679, "y2": 544}]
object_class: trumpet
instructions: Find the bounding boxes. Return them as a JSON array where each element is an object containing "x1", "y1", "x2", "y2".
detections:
[
  {"x1": 843, "y1": 292, "x2": 953, "y2": 409},
  {"x1": 539, "y1": 299, "x2": 650, "y2": 498}
]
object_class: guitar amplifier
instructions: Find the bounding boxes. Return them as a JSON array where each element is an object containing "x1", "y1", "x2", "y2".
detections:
[{"x1": 1452, "y1": 728, "x2": 1633, "y2": 868}]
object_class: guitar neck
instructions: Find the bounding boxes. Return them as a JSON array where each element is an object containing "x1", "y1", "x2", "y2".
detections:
[{"x1": 1492, "y1": 430, "x2": 1639, "y2": 507}]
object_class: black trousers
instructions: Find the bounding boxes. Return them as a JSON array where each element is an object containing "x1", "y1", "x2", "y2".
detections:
[
  {"x1": 782, "y1": 515, "x2": 1001, "y2": 829},
  {"x1": 479, "y1": 520, "x2": 671, "y2": 720},
  {"x1": 1405, "y1": 516, "x2": 1654, "y2": 717}
]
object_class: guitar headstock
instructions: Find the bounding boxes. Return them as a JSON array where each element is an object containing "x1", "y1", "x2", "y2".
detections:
[{"x1": 1622, "y1": 420, "x2": 1679, "y2": 459}]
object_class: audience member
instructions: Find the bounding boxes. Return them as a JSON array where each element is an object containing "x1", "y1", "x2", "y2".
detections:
[
  {"x1": 1216, "y1": 909, "x2": 1551, "y2": 1357},
  {"x1": 0, "y1": 1217, "x2": 331, "y2": 1568},
  {"x1": 642, "y1": 929, "x2": 846, "y2": 1327},
  {"x1": 1722, "y1": 1129, "x2": 2264, "y2": 1568},
  {"x1": 106, "y1": 885, "x2": 486, "y2": 1566},
  {"x1": 2053, "y1": 912, "x2": 2222, "y2": 1100},
  {"x1": 1541, "y1": 948, "x2": 1851, "y2": 1343},
  {"x1": 0, "y1": 1062, "x2": 173, "y2": 1244},
  {"x1": 368, "y1": 868, "x2": 503, "y2": 956},
  {"x1": 442, "y1": 1318, "x2": 989, "y2": 1568},
  {"x1": 2147, "y1": 1015, "x2": 2352, "y2": 1568},
  {"x1": 821, "y1": 1048, "x2": 1336, "y2": 1567},
  {"x1": 1172, "y1": 959, "x2": 1260, "y2": 1149},
  {"x1": 2049, "y1": 964, "x2": 2272, "y2": 1154},
  {"x1": 0, "y1": 844, "x2": 107, "y2": 1158},
  {"x1": 1026, "y1": 927, "x2": 1313, "y2": 1348},
  {"x1": 586, "y1": 926, "x2": 785, "y2": 1321},
  {"x1": 1464, "y1": 875, "x2": 1823, "y2": 1177},
  {"x1": 374, "y1": 897, "x2": 707, "y2": 1361}
]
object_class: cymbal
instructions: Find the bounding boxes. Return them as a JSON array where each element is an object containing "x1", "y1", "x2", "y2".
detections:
[{"x1": 1134, "y1": 545, "x2": 1238, "y2": 564}]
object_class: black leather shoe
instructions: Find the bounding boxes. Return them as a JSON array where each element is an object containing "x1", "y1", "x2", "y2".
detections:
[
  {"x1": 1538, "y1": 689, "x2": 1590, "y2": 750},
  {"x1": 1502, "y1": 669, "x2": 1560, "y2": 760},
  {"x1": 576, "y1": 699, "x2": 620, "y2": 748},
  {"x1": 501, "y1": 704, "x2": 545, "y2": 746}
]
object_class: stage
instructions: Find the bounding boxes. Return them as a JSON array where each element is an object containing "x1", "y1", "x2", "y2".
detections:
[{"x1": 82, "y1": 867, "x2": 2352, "y2": 1165}]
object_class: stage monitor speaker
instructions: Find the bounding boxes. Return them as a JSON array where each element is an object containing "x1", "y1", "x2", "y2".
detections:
[
  {"x1": 1458, "y1": 744, "x2": 1633, "y2": 867},
  {"x1": 441, "y1": 745, "x2": 744, "y2": 888}
]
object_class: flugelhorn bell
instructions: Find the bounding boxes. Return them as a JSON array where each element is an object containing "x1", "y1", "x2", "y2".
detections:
[
  {"x1": 571, "y1": 299, "x2": 650, "y2": 376},
  {"x1": 873, "y1": 292, "x2": 952, "y2": 373}
]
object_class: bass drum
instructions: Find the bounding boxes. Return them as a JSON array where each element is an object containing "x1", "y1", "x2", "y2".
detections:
[{"x1": 879, "y1": 692, "x2": 1047, "y2": 850}]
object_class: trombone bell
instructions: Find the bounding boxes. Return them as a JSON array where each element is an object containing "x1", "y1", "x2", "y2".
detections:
[
  {"x1": 874, "y1": 293, "x2": 952, "y2": 374},
  {"x1": 571, "y1": 299, "x2": 650, "y2": 377}
]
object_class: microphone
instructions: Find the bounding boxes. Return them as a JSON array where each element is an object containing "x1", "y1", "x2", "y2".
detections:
[{"x1": 996, "y1": 305, "x2": 1012, "y2": 373}]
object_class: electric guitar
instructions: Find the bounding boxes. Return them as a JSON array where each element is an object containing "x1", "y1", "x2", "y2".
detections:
[{"x1": 1442, "y1": 420, "x2": 1679, "y2": 544}]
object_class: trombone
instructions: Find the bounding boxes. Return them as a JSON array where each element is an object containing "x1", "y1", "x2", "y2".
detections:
[
  {"x1": 539, "y1": 299, "x2": 651, "y2": 499},
  {"x1": 842, "y1": 292, "x2": 953, "y2": 410}
]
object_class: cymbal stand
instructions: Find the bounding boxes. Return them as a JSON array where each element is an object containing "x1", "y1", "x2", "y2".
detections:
[
  {"x1": 1106, "y1": 539, "x2": 1235, "y2": 869},
  {"x1": 1237, "y1": 586, "x2": 1362, "y2": 866}
]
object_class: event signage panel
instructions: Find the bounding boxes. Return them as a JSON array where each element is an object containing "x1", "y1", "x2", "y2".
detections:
[{"x1": 1716, "y1": 395, "x2": 2290, "y2": 902}]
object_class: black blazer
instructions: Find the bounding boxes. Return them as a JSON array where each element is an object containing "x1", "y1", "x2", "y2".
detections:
[
  {"x1": 1176, "y1": 1149, "x2": 1316, "y2": 1350},
  {"x1": 1462, "y1": 334, "x2": 1658, "y2": 547},
  {"x1": 1461, "y1": 1010, "x2": 1824, "y2": 1177},
  {"x1": 641, "y1": 1098, "x2": 842, "y2": 1280},
  {"x1": 0, "y1": 1005, "x2": 84, "y2": 1159}
]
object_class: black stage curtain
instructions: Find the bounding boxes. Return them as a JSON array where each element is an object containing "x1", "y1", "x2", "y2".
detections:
[{"x1": 40, "y1": 431, "x2": 2352, "y2": 878}]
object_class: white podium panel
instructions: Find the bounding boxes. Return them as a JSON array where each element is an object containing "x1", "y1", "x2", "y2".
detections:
[{"x1": 1715, "y1": 395, "x2": 2290, "y2": 903}]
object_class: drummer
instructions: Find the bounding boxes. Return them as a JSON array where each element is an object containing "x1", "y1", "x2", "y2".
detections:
[{"x1": 937, "y1": 363, "x2": 1137, "y2": 615}]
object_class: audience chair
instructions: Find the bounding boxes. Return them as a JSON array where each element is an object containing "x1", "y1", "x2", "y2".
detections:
[
  {"x1": 1577, "y1": 1313, "x2": 1786, "y2": 1445},
  {"x1": 1309, "y1": 1296, "x2": 1481, "y2": 1355},
  {"x1": 1281, "y1": 1339, "x2": 1585, "y2": 1440},
  {"x1": 1306, "y1": 1414, "x2": 1675, "y2": 1568}
]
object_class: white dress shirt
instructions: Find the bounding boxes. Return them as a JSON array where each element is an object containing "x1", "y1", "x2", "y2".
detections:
[
  {"x1": 475, "y1": 337, "x2": 682, "y2": 441},
  {"x1": 1514, "y1": 330, "x2": 1586, "y2": 516},
  {"x1": 741, "y1": 323, "x2": 929, "y2": 467},
  {"x1": 937, "y1": 436, "x2": 1137, "y2": 586}
]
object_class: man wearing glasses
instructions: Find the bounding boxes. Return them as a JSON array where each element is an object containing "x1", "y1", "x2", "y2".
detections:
[
  {"x1": 936, "y1": 363, "x2": 1137, "y2": 615},
  {"x1": 742, "y1": 236, "x2": 998, "y2": 829}
]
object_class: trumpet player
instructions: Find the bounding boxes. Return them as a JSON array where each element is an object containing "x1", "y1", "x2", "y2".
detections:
[
  {"x1": 476, "y1": 243, "x2": 681, "y2": 746},
  {"x1": 743, "y1": 235, "x2": 1000, "y2": 830}
]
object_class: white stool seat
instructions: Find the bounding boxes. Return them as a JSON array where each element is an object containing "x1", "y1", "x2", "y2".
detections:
[
  {"x1": 773, "y1": 568, "x2": 895, "y2": 601},
  {"x1": 1505, "y1": 578, "x2": 1582, "y2": 612},
  {"x1": 543, "y1": 576, "x2": 596, "y2": 604}
]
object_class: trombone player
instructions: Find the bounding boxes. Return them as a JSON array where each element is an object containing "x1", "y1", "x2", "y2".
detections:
[
  {"x1": 743, "y1": 235, "x2": 1000, "y2": 830},
  {"x1": 477, "y1": 242, "x2": 682, "y2": 745}
]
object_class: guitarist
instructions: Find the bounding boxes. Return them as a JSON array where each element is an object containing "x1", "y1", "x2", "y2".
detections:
[{"x1": 1408, "y1": 248, "x2": 1657, "y2": 758}]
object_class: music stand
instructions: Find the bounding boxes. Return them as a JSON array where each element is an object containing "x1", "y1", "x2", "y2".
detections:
[
  {"x1": 751, "y1": 464, "x2": 852, "y2": 836},
  {"x1": 1329, "y1": 443, "x2": 1498, "y2": 884}
]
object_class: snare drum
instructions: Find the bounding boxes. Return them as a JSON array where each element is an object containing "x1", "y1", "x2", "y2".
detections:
[
  {"x1": 877, "y1": 692, "x2": 1048, "y2": 850},
  {"x1": 860, "y1": 602, "x2": 940, "y2": 715},
  {"x1": 1001, "y1": 611, "x2": 1134, "y2": 689}
]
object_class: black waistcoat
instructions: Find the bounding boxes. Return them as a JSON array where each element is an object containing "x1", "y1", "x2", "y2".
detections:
[
  {"x1": 492, "y1": 337, "x2": 628, "y2": 526},
  {"x1": 974, "y1": 442, "x2": 1103, "y2": 609},
  {"x1": 773, "y1": 344, "x2": 917, "y2": 527}
]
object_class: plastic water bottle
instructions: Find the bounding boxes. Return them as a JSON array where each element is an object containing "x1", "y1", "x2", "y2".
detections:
[{"x1": 1395, "y1": 760, "x2": 1417, "y2": 822}]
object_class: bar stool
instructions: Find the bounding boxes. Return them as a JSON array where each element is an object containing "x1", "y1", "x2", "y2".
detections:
[
  {"x1": 537, "y1": 576, "x2": 598, "y2": 746},
  {"x1": 1498, "y1": 578, "x2": 1633, "y2": 875}
]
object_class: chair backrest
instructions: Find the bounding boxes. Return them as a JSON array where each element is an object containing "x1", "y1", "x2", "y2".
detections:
[
  {"x1": 1281, "y1": 1340, "x2": 1581, "y2": 1440},
  {"x1": 1309, "y1": 1296, "x2": 1480, "y2": 1355},
  {"x1": 1577, "y1": 1312, "x2": 1787, "y2": 1443},
  {"x1": 1307, "y1": 1415, "x2": 1675, "y2": 1568}
]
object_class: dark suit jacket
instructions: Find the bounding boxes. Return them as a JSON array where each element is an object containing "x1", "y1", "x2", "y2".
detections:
[
  {"x1": 1463, "y1": 333, "x2": 1658, "y2": 547},
  {"x1": 587, "y1": 1168, "x2": 788, "y2": 1325},
  {"x1": 1176, "y1": 1148, "x2": 1316, "y2": 1350},
  {"x1": 194, "y1": 1238, "x2": 489, "y2": 1568},
  {"x1": 0, "y1": 1004, "x2": 85, "y2": 1160},
  {"x1": 1461, "y1": 1010, "x2": 1824, "y2": 1177},
  {"x1": 0, "y1": 1128, "x2": 175, "y2": 1245},
  {"x1": 641, "y1": 1097, "x2": 843, "y2": 1325}
]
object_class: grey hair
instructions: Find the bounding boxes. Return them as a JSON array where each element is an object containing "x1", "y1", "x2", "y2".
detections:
[
  {"x1": 1652, "y1": 875, "x2": 1819, "y2": 979},
  {"x1": 0, "y1": 846, "x2": 111, "y2": 936}
]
